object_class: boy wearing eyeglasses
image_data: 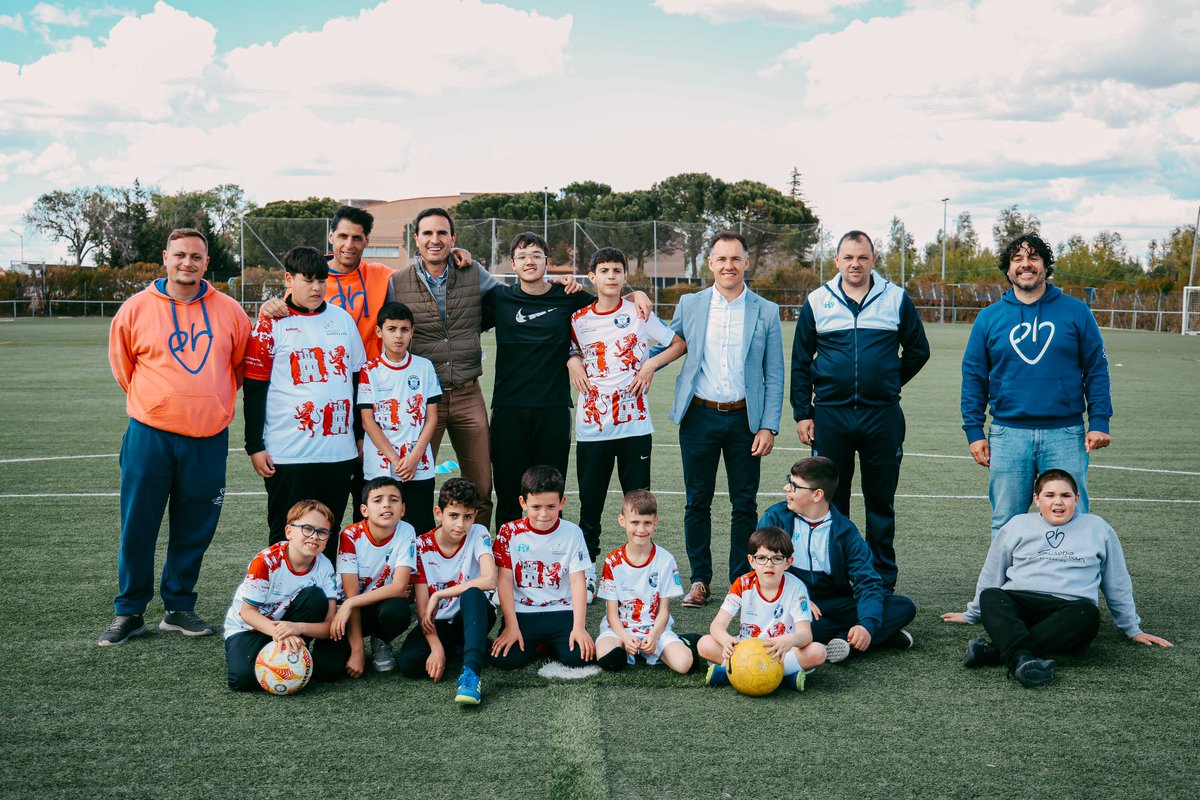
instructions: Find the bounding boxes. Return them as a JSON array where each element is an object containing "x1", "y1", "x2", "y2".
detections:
[
  {"x1": 759, "y1": 457, "x2": 916, "y2": 664},
  {"x1": 328, "y1": 477, "x2": 417, "y2": 677},
  {"x1": 696, "y1": 525, "x2": 828, "y2": 691},
  {"x1": 223, "y1": 500, "x2": 349, "y2": 691}
]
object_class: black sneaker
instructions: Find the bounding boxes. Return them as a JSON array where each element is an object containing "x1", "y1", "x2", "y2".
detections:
[
  {"x1": 159, "y1": 610, "x2": 214, "y2": 637},
  {"x1": 98, "y1": 614, "x2": 147, "y2": 647},
  {"x1": 886, "y1": 629, "x2": 914, "y2": 650},
  {"x1": 964, "y1": 637, "x2": 1001, "y2": 668},
  {"x1": 1013, "y1": 654, "x2": 1056, "y2": 688}
]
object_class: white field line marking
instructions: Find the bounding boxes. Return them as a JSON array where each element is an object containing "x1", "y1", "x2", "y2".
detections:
[
  {"x1": 2, "y1": 446, "x2": 1198, "y2": 478},
  {"x1": 4, "y1": 491, "x2": 1198, "y2": 505}
]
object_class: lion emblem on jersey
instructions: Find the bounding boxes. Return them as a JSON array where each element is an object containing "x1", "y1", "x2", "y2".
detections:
[
  {"x1": 294, "y1": 401, "x2": 318, "y2": 436},
  {"x1": 614, "y1": 332, "x2": 640, "y2": 371},
  {"x1": 327, "y1": 345, "x2": 348, "y2": 379},
  {"x1": 406, "y1": 394, "x2": 425, "y2": 426},
  {"x1": 582, "y1": 386, "x2": 609, "y2": 431}
]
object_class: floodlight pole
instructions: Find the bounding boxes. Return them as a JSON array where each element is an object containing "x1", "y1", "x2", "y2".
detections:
[
  {"x1": 940, "y1": 197, "x2": 950, "y2": 281},
  {"x1": 543, "y1": 186, "x2": 549, "y2": 240},
  {"x1": 8, "y1": 229, "x2": 22, "y2": 266},
  {"x1": 1189, "y1": 203, "x2": 1199, "y2": 287},
  {"x1": 239, "y1": 216, "x2": 245, "y2": 304}
]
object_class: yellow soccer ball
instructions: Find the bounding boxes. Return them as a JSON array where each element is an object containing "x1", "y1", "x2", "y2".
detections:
[
  {"x1": 727, "y1": 638, "x2": 784, "y2": 697},
  {"x1": 254, "y1": 641, "x2": 313, "y2": 696}
]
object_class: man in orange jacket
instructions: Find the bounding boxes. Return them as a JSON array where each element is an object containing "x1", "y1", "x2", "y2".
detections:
[{"x1": 102, "y1": 228, "x2": 252, "y2": 647}]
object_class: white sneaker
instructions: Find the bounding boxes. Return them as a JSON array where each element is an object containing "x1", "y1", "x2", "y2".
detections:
[{"x1": 825, "y1": 638, "x2": 851, "y2": 664}]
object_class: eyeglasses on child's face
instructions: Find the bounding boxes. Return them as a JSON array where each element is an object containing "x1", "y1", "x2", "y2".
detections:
[
  {"x1": 290, "y1": 522, "x2": 332, "y2": 541},
  {"x1": 785, "y1": 476, "x2": 818, "y2": 493},
  {"x1": 750, "y1": 554, "x2": 787, "y2": 566}
]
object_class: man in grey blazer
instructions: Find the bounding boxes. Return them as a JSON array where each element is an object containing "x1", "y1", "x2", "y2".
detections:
[{"x1": 665, "y1": 230, "x2": 785, "y2": 607}]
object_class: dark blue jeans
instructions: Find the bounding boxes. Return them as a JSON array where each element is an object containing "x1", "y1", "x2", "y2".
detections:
[
  {"x1": 679, "y1": 404, "x2": 762, "y2": 586},
  {"x1": 809, "y1": 591, "x2": 917, "y2": 649},
  {"x1": 116, "y1": 419, "x2": 228, "y2": 616}
]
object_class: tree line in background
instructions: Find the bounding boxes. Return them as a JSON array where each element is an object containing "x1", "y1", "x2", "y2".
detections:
[{"x1": 14, "y1": 172, "x2": 1198, "y2": 293}]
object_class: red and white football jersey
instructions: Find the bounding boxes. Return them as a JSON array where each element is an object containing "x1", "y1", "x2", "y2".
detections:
[
  {"x1": 413, "y1": 524, "x2": 493, "y2": 621},
  {"x1": 570, "y1": 298, "x2": 675, "y2": 441},
  {"x1": 335, "y1": 519, "x2": 417, "y2": 597},
  {"x1": 223, "y1": 541, "x2": 338, "y2": 638},
  {"x1": 597, "y1": 543, "x2": 684, "y2": 638},
  {"x1": 357, "y1": 352, "x2": 442, "y2": 481},
  {"x1": 718, "y1": 572, "x2": 813, "y2": 641},
  {"x1": 245, "y1": 304, "x2": 366, "y2": 464},
  {"x1": 493, "y1": 518, "x2": 590, "y2": 613}
]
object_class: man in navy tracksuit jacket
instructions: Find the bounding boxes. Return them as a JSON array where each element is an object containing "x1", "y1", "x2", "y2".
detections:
[
  {"x1": 791, "y1": 231, "x2": 929, "y2": 589},
  {"x1": 960, "y1": 233, "x2": 1112, "y2": 537},
  {"x1": 760, "y1": 456, "x2": 916, "y2": 658}
]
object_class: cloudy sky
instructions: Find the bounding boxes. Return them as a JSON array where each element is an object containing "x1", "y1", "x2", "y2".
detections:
[{"x1": 1, "y1": 0, "x2": 1197, "y2": 265}]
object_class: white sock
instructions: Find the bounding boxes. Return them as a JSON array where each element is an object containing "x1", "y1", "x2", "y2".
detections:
[{"x1": 783, "y1": 650, "x2": 801, "y2": 676}]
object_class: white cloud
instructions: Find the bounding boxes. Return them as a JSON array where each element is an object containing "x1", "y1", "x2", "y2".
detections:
[
  {"x1": 0, "y1": 2, "x2": 216, "y2": 124},
  {"x1": 29, "y1": 3, "x2": 127, "y2": 28},
  {"x1": 653, "y1": 0, "x2": 864, "y2": 25},
  {"x1": 0, "y1": 14, "x2": 25, "y2": 32},
  {"x1": 223, "y1": 0, "x2": 572, "y2": 105}
]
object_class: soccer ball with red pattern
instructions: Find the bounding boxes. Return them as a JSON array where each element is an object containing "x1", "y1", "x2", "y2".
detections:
[{"x1": 254, "y1": 641, "x2": 313, "y2": 696}]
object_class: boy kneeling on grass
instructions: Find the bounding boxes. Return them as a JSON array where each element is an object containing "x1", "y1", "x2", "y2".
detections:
[
  {"x1": 942, "y1": 468, "x2": 1173, "y2": 688},
  {"x1": 224, "y1": 500, "x2": 349, "y2": 691},
  {"x1": 595, "y1": 489, "x2": 694, "y2": 674},
  {"x1": 698, "y1": 526, "x2": 827, "y2": 692},
  {"x1": 397, "y1": 478, "x2": 497, "y2": 705},
  {"x1": 329, "y1": 476, "x2": 416, "y2": 677}
]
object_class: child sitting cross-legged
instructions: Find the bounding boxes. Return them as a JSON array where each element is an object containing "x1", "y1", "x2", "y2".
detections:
[{"x1": 697, "y1": 526, "x2": 827, "y2": 692}]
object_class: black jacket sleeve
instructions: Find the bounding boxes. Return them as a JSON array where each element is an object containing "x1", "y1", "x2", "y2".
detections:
[{"x1": 243, "y1": 378, "x2": 269, "y2": 455}]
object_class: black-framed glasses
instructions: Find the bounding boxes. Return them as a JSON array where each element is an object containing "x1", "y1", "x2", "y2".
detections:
[
  {"x1": 785, "y1": 476, "x2": 819, "y2": 493},
  {"x1": 751, "y1": 554, "x2": 788, "y2": 566},
  {"x1": 290, "y1": 523, "x2": 332, "y2": 541}
]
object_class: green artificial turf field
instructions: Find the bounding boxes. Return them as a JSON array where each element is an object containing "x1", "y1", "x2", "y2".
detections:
[{"x1": 1, "y1": 317, "x2": 1197, "y2": 800}]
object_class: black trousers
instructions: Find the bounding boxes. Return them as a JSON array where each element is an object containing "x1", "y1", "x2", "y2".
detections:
[
  {"x1": 225, "y1": 586, "x2": 350, "y2": 691},
  {"x1": 396, "y1": 587, "x2": 496, "y2": 677},
  {"x1": 359, "y1": 597, "x2": 413, "y2": 643},
  {"x1": 979, "y1": 588, "x2": 1100, "y2": 668},
  {"x1": 265, "y1": 459, "x2": 356, "y2": 562},
  {"x1": 400, "y1": 477, "x2": 436, "y2": 537},
  {"x1": 812, "y1": 403, "x2": 905, "y2": 588},
  {"x1": 809, "y1": 591, "x2": 917, "y2": 649},
  {"x1": 576, "y1": 434, "x2": 652, "y2": 561},
  {"x1": 489, "y1": 609, "x2": 586, "y2": 670},
  {"x1": 491, "y1": 406, "x2": 572, "y2": 528}
]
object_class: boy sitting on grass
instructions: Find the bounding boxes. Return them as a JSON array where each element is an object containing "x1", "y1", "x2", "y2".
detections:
[
  {"x1": 697, "y1": 526, "x2": 827, "y2": 692},
  {"x1": 595, "y1": 489, "x2": 693, "y2": 674},
  {"x1": 223, "y1": 500, "x2": 348, "y2": 691},
  {"x1": 329, "y1": 477, "x2": 416, "y2": 677},
  {"x1": 759, "y1": 456, "x2": 916, "y2": 663},
  {"x1": 490, "y1": 465, "x2": 594, "y2": 671},
  {"x1": 397, "y1": 478, "x2": 497, "y2": 705},
  {"x1": 942, "y1": 468, "x2": 1173, "y2": 688}
]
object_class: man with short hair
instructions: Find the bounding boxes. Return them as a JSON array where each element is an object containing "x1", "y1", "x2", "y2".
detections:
[
  {"x1": 102, "y1": 228, "x2": 252, "y2": 646},
  {"x1": 791, "y1": 230, "x2": 929, "y2": 590},
  {"x1": 666, "y1": 230, "x2": 785, "y2": 607},
  {"x1": 961, "y1": 232, "x2": 1112, "y2": 536}
]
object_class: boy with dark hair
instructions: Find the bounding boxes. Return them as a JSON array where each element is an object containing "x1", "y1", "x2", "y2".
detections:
[
  {"x1": 760, "y1": 456, "x2": 917, "y2": 663},
  {"x1": 595, "y1": 490, "x2": 693, "y2": 674},
  {"x1": 484, "y1": 233, "x2": 653, "y2": 528},
  {"x1": 490, "y1": 465, "x2": 594, "y2": 670},
  {"x1": 358, "y1": 301, "x2": 442, "y2": 535},
  {"x1": 568, "y1": 247, "x2": 686, "y2": 594},
  {"x1": 397, "y1": 478, "x2": 497, "y2": 704},
  {"x1": 942, "y1": 469, "x2": 1172, "y2": 688},
  {"x1": 223, "y1": 500, "x2": 349, "y2": 690},
  {"x1": 244, "y1": 246, "x2": 367, "y2": 556},
  {"x1": 329, "y1": 477, "x2": 416, "y2": 676},
  {"x1": 697, "y1": 525, "x2": 827, "y2": 691}
]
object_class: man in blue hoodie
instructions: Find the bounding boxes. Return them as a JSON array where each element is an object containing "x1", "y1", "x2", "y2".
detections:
[{"x1": 961, "y1": 233, "x2": 1112, "y2": 537}]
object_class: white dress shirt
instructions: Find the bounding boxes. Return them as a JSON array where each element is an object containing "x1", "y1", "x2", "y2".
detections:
[{"x1": 694, "y1": 285, "x2": 746, "y2": 403}]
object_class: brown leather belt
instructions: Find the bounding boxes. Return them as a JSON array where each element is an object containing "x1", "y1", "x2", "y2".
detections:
[
  {"x1": 451, "y1": 378, "x2": 478, "y2": 390},
  {"x1": 692, "y1": 396, "x2": 747, "y2": 412}
]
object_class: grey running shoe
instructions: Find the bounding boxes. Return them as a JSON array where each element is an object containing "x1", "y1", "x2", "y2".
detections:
[
  {"x1": 160, "y1": 610, "x2": 214, "y2": 637},
  {"x1": 99, "y1": 614, "x2": 147, "y2": 647},
  {"x1": 371, "y1": 637, "x2": 397, "y2": 672}
]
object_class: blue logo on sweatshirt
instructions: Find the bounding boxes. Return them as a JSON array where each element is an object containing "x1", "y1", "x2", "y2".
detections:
[{"x1": 168, "y1": 300, "x2": 213, "y2": 375}]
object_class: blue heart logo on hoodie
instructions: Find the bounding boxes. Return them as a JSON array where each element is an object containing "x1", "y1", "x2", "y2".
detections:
[{"x1": 1045, "y1": 528, "x2": 1065, "y2": 549}]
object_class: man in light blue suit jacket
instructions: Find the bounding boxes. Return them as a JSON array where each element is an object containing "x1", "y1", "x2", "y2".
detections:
[{"x1": 665, "y1": 230, "x2": 784, "y2": 607}]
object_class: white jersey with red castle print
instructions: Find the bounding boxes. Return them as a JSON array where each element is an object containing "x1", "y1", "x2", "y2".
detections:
[
  {"x1": 335, "y1": 519, "x2": 417, "y2": 597},
  {"x1": 414, "y1": 524, "x2": 493, "y2": 621},
  {"x1": 245, "y1": 304, "x2": 366, "y2": 465},
  {"x1": 719, "y1": 572, "x2": 813, "y2": 641},
  {"x1": 493, "y1": 518, "x2": 590, "y2": 613},
  {"x1": 597, "y1": 543, "x2": 684, "y2": 638},
  {"x1": 570, "y1": 298, "x2": 675, "y2": 441},
  {"x1": 357, "y1": 352, "x2": 443, "y2": 481},
  {"x1": 223, "y1": 541, "x2": 338, "y2": 638}
]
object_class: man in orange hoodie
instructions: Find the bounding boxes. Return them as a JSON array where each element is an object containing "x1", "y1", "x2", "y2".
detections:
[{"x1": 102, "y1": 228, "x2": 252, "y2": 647}]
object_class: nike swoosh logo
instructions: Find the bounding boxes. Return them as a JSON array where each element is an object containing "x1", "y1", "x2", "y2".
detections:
[
  {"x1": 516, "y1": 308, "x2": 554, "y2": 323},
  {"x1": 640, "y1": 455, "x2": 649, "y2": 460}
]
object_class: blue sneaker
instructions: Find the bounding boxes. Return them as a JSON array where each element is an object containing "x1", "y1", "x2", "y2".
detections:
[
  {"x1": 454, "y1": 667, "x2": 482, "y2": 705},
  {"x1": 705, "y1": 663, "x2": 729, "y2": 687}
]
